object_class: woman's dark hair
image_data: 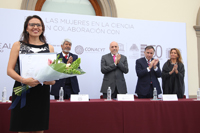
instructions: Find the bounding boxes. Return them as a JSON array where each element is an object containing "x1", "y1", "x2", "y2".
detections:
[{"x1": 20, "y1": 15, "x2": 46, "y2": 43}]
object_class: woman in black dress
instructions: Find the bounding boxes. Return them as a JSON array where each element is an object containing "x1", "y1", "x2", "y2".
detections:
[
  {"x1": 161, "y1": 48, "x2": 185, "y2": 98},
  {"x1": 7, "y1": 15, "x2": 55, "y2": 133}
]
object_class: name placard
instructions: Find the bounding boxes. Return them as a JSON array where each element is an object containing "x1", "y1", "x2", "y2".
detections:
[
  {"x1": 117, "y1": 94, "x2": 134, "y2": 101},
  {"x1": 162, "y1": 94, "x2": 178, "y2": 101},
  {"x1": 70, "y1": 94, "x2": 89, "y2": 102}
]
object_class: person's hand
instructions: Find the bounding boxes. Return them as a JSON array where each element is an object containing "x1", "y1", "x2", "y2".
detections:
[
  {"x1": 174, "y1": 64, "x2": 178, "y2": 70},
  {"x1": 169, "y1": 68, "x2": 174, "y2": 75},
  {"x1": 116, "y1": 54, "x2": 121, "y2": 64},
  {"x1": 43, "y1": 81, "x2": 55, "y2": 85},
  {"x1": 174, "y1": 64, "x2": 178, "y2": 74},
  {"x1": 149, "y1": 60, "x2": 154, "y2": 69},
  {"x1": 67, "y1": 56, "x2": 73, "y2": 64},
  {"x1": 23, "y1": 78, "x2": 40, "y2": 87},
  {"x1": 153, "y1": 59, "x2": 159, "y2": 69},
  {"x1": 169, "y1": 65, "x2": 177, "y2": 75}
]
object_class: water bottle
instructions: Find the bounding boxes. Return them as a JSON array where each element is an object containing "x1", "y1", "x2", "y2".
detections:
[
  {"x1": 197, "y1": 88, "x2": 200, "y2": 100},
  {"x1": 107, "y1": 87, "x2": 111, "y2": 100},
  {"x1": 2, "y1": 87, "x2": 6, "y2": 103},
  {"x1": 59, "y1": 87, "x2": 64, "y2": 101},
  {"x1": 153, "y1": 87, "x2": 157, "y2": 100}
]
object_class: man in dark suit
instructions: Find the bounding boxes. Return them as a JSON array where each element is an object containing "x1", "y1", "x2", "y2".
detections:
[
  {"x1": 51, "y1": 38, "x2": 79, "y2": 99},
  {"x1": 135, "y1": 46, "x2": 161, "y2": 98},
  {"x1": 101, "y1": 41, "x2": 129, "y2": 99}
]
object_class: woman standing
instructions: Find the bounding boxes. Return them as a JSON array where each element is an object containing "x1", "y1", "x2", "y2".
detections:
[
  {"x1": 162, "y1": 48, "x2": 185, "y2": 98},
  {"x1": 7, "y1": 15, "x2": 55, "y2": 133}
]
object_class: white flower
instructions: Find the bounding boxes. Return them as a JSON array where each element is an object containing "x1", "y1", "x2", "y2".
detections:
[{"x1": 66, "y1": 63, "x2": 71, "y2": 67}]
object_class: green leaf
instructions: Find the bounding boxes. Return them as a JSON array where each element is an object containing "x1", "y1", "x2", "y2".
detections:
[
  {"x1": 70, "y1": 58, "x2": 81, "y2": 69},
  {"x1": 50, "y1": 63, "x2": 66, "y2": 73}
]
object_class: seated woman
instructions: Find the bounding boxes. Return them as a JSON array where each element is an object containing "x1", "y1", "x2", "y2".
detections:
[{"x1": 162, "y1": 48, "x2": 185, "y2": 98}]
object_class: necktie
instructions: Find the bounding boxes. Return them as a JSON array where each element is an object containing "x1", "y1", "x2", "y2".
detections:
[
  {"x1": 148, "y1": 60, "x2": 152, "y2": 83},
  {"x1": 113, "y1": 55, "x2": 116, "y2": 62},
  {"x1": 148, "y1": 60, "x2": 150, "y2": 66},
  {"x1": 65, "y1": 55, "x2": 68, "y2": 59}
]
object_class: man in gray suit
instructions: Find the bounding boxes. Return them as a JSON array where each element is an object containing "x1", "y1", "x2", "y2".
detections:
[{"x1": 101, "y1": 41, "x2": 129, "y2": 99}]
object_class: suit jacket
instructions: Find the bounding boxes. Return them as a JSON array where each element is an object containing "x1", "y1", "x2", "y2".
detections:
[
  {"x1": 100, "y1": 53, "x2": 128, "y2": 94},
  {"x1": 50, "y1": 52, "x2": 80, "y2": 96},
  {"x1": 135, "y1": 57, "x2": 162, "y2": 95}
]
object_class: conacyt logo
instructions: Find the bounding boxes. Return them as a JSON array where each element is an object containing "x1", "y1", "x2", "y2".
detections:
[{"x1": 75, "y1": 45, "x2": 106, "y2": 55}]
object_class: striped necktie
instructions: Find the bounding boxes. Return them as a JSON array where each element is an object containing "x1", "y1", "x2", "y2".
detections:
[{"x1": 148, "y1": 60, "x2": 150, "y2": 66}]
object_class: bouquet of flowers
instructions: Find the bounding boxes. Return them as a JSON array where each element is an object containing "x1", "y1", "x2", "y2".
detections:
[{"x1": 14, "y1": 55, "x2": 85, "y2": 96}]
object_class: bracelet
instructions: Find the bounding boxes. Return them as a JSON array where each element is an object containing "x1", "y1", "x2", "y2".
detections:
[{"x1": 21, "y1": 77, "x2": 23, "y2": 85}]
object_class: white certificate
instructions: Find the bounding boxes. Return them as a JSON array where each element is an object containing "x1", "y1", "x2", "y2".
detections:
[{"x1": 19, "y1": 53, "x2": 57, "y2": 79}]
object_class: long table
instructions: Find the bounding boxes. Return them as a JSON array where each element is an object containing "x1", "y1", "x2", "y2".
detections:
[{"x1": 1, "y1": 99, "x2": 200, "y2": 133}]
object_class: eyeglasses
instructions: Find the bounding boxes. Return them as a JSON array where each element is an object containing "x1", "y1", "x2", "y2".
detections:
[{"x1": 28, "y1": 23, "x2": 42, "y2": 27}]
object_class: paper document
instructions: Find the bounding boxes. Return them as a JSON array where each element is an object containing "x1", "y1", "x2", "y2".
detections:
[{"x1": 19, "y1": 53, "x2": 57, "y2": 79}]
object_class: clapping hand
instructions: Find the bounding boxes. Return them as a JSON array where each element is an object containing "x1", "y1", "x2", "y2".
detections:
[
  {"x1": 67, "y1": 56, "x2": 73, "y2": 64},
  {"x1": 148, "y1": 59, "x2": 159, "y2": 70},
  {"x1": 115, "y1": 54, "x2": 121, "y2": 64},
  {"x1": 153, "y1": 59, "x2": 159, "y2": 69},
  {"x1": 174, "y1": 64, "x2": 178, "y2": 70},
  {"x1": 174, "y1": 64, "x2": 178, "y2": 74},
  {"x1": 169, "y1": 64, "x2": 178, "y2": 75},
  {"x1": 149, "y1": 60, "x2": 154, "y2": 69}
]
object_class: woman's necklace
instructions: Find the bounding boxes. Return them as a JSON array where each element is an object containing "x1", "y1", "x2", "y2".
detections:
[{"x1": 170, "y1": 60, "x2": 177, "y2": 65}]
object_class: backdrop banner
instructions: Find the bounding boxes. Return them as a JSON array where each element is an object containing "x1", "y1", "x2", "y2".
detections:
[{"x1": 0, "y1": 8, "x2": 188, "y2": 99}]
